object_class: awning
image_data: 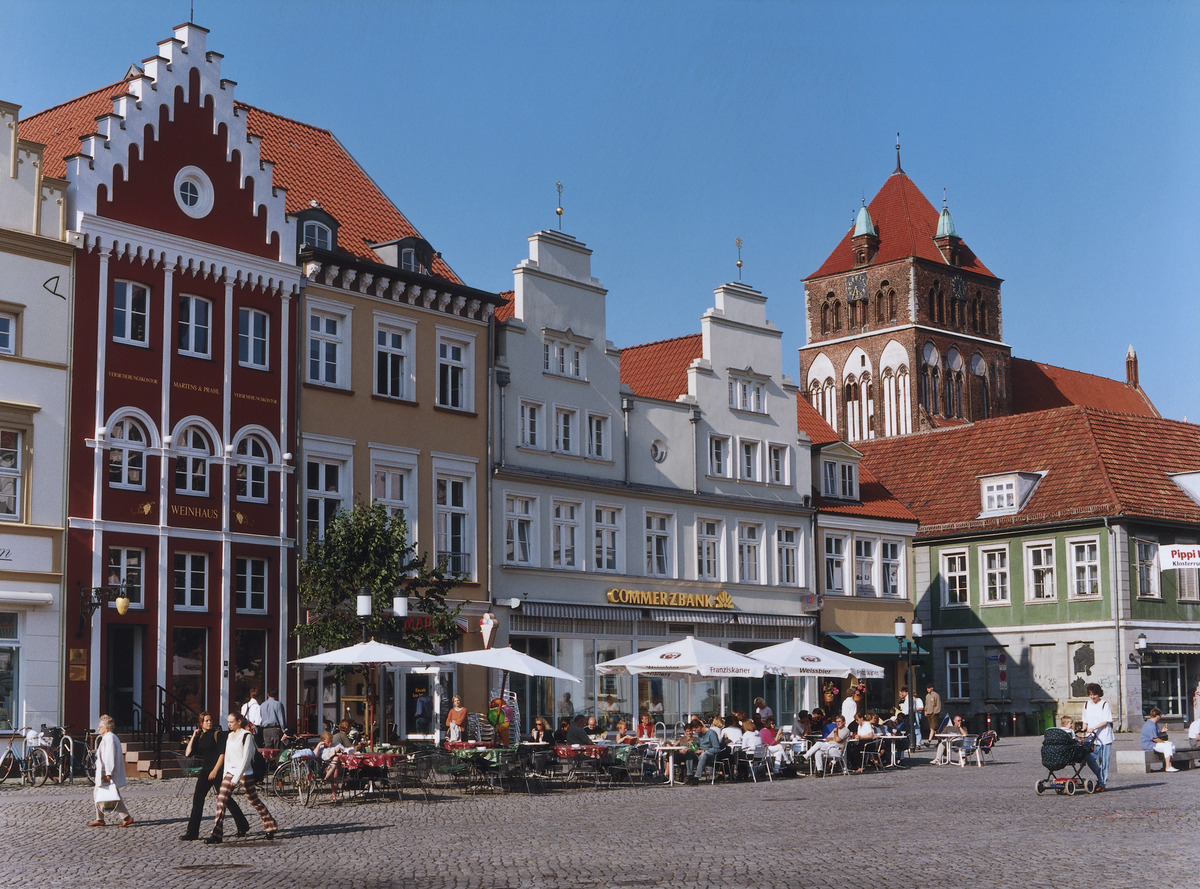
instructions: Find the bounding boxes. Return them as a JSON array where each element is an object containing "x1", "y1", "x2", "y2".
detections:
[
  {"x1": 521, "y1": 602, "x2": 637, "y2": 621},
  {"x1": 827, "y1": 633, "x2": 930, "y2": 658},
  {"x1": 1148, "y1": 644, "x2": 1200, "y2": 655},
  {"x1": 519, "y1": 602, "x2": 814, "y2": 628}
]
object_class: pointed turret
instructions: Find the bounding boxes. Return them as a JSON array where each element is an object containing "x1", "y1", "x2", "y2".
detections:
[
  {"x1": 933, "y1": 203, "x2": 962, "y2": 266},
  {"x1": 851, "y1": 201, "x2": 879, "y2": 266}
]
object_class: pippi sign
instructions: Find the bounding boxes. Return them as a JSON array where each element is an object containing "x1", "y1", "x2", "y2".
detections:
[{"x1": 605, "y1": 588, "x2": 735, "y2": 610}]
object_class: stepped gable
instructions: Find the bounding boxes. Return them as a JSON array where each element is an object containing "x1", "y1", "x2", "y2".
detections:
[
  {"x1": 858, "y1": 406, "x2": 1200, "y2": 535},
  {"x1": 808, "y1": 171, "x2": 994, "y2": 279},
  {"x1": 619, "y1": 333, "x2": 702, "y2": 402},
  {"x1": 18, "y1": 80, "x2": 125, "y2": 179},
  {"x1": 1010, "y1": 357, "x2": 1158, "y2": 417}
]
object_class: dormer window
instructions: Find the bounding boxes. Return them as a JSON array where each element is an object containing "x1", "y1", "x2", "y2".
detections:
[
  {"x1": 303, "y1": 221, "x2": 332, "y2": 250},
  {"x1": 728, "y1": 374, "x2": 766, "y2": 413},
  {"x1": 401, "y1": 248, "x2": 417, "y2": 271},
  {"x1": 822, "y1": 459, "x2": 857, "y2": 500},
  {"x1": 542, "y1": 331, "x2": 588, "y2": 380},
  {"x1": 979, "y1": 471, "x2": 1044, "y2": 517}
]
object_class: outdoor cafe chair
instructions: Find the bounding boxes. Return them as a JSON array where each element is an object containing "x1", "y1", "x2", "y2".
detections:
[
  {"x1": 746, "y1": 747, "x2": 775, "y2": 782},
  {"x1": 821, "y1": 747, "x2": 849, "y2": 777},
  {"x1": 858, "y1": 737, "x2": 885, "y2": 773},
  {"x1": 955, "y1": 734, "x2": 983, "y2": 767}
]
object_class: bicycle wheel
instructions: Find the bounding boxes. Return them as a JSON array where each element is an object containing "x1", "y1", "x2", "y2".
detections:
[
  {"x1": 0, "y1": 750, "x2": 17, "y2": 783},
  {"x1": 82, "y1": 749, "x2": 97, "y2": 785},
  {"x1": 28, "y1": 747, "x2": 51, "y2": 786},
  {"x1": 57, "y1": 738, "x2": 73, "y2": 784},
  {"x1": 271, "y1": 760, "x2": 301, "y2": 803}
]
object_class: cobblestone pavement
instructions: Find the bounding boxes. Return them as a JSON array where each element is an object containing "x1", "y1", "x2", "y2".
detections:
[{"x1": 0, "y1": 735, "x2": 1191, "y2": 889}]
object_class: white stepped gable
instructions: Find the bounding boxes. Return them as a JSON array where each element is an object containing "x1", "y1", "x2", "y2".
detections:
[{"x1": 64, "y1": 22, "x2": 292, "y2": 261}]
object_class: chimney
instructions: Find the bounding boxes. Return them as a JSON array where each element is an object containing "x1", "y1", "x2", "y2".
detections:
[{"x1": 1126, "y1": 345, "x2": 1139, "y2": 387}]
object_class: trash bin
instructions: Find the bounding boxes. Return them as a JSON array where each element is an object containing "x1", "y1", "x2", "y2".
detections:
[{"x1": 1034, "y1": 709, "x2": 1055, "y2": 734}]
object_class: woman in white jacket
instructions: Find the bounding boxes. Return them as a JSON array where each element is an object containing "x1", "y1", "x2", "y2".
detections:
[
  {"x1": 205, "y1": 712, "x2": 277, "y2": 843},
  {"x1": 88, "y1": 714, "x2": 132, "y2": 827}
]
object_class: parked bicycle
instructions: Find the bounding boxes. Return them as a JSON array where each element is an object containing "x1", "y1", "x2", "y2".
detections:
[
  {"x1": 0, "y1": 725, "x2": 51, "y2": 785},
  {"x1": 43, "y1": 725, "x2": 97, "y2": 784}
]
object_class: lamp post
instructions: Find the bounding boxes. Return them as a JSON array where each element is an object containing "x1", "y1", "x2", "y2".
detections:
[
  {"x1": 894, "y1": 616, "x2": 923, "y2": 752},
  {"x1": 353, "y1": 589, "x2": 409, "y2": 748}
]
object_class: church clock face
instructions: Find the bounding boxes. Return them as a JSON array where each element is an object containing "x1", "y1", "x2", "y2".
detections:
[
  {"x1": 951, "y1": 274, "x2": 966, "y2": 302},
  {"x1": 846, "y1": 272, "x2": 868, "y2": 302}
]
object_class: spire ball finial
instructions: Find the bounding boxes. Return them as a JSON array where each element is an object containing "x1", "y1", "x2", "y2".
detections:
[
  {"x1": 555, "y1": 181, "x2": 564, "y2": 231},
  {"x1": 735, "y1": 237, "x2": 744, "y2": 281},
  {"x1": 895, "y1": 132, "x2": 903, "y2": 174}
]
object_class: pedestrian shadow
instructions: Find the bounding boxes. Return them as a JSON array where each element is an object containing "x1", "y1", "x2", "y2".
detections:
[{"x1": 282, "y1": 821, "x2": 390, "y2": 839}]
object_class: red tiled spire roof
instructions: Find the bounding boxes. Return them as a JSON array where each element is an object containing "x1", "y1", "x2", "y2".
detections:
[
  {"x1": 808, "y1": 172, "x2": 994, "y2": 280},
  {"x1": 858, "y1": 406, "x2": 1200, "y2": 536},
  {"x1": 1010, "y1": 357, "x2": 1158, "y2": 417},
  {"x1": 619, "y1": 334, "x2": 702, "y2": 401}
]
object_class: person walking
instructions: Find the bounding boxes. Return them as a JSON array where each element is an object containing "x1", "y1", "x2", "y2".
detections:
[
  {"x1": 258, "y1": 690, "x2": 286, "y2": 750},
  {"x1": 205, "y1": 712, "x2": 277, "y2": 843},
  {"x1": 181, "y1": 711, "x2": 250, "y2": 841},
  {"x1": 1082, "y1": 682, "x2": 1115, "y2": 791},
  {"x1": 88, "y1": 714, "x2": 133, "y2": 827},
  {"x1": 240, "y1": 687, "x2": 262, "y2": 735},
  {"x1": 924, "y1": 683, "x2": 943, "y2": 746}
]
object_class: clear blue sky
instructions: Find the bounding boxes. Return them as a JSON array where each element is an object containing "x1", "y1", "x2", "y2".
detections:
[{"x1": 7, "y1": 1, "x2": 1198, "y2": 421}]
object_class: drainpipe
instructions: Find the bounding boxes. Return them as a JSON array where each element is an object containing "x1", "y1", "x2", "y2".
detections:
[
  {"x1": 689, "y1": 406, "x2": 702, "y2": 494},
  {"x1": 1106, "y1": 515, "x2": 1125, "y2": 731},
  {"x1": 621, "y1": 397, "x2": 633, "y2": 485}
]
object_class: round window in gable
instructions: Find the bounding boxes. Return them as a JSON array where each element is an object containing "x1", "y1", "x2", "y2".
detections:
[
  {"x1": 174, "y1": 166, "x2": 214, "y2": 219},
  {"x1": 650, "y1": 440, "x2": 668, "y2": 463}
]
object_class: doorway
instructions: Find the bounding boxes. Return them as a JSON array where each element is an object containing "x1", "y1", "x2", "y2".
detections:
[{"x1": 106, "y1": 625, "x2": 143, "y2": 731}]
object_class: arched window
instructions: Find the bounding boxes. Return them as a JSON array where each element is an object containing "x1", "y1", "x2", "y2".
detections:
[
  {"x1": 821, "y1": 301, "x2": 831, "y2": 335},
  {"x1": 875, "y1": 291, "x2": 884, "y2": 323},
  {"x1": 888, "y1": 288, "x2": 897, "y2": 321},
  {"x1": 822, "y1": 378, "x2": 837, "y2": 428},
  {"x1": 235, "y1": 434, "x2": 270, "y2": 502},
  {"x1": 175, "y1": 426, "x2": 212, "y2": 495},
  {"x1": 108, "y1": 416, "x2": 148, "y2": 490},
  {"x1": 302, "y1": 220, "x2": 332, "y2": 251},
  {"x1": 981, "y1": 303, "x2": 989, "y2": 336},
  {"x1": 833, "y1": 301, "x2": 843, "y2": 331}
]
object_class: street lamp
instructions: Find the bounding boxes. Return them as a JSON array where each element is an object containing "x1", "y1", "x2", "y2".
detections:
[
  {"x1": 1130, "y1": 632, "x2": 1148, "y2": 665},
  {"x1": 356, "y1": 588, "x2": 410, "y2": 643},
  {"x1": 894, "y1": 615, "x2": 923, "y2": 754}
]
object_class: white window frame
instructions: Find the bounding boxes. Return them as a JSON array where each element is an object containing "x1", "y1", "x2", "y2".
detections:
[
  {"x1": 177, "y1": 294, "x2": 212, "y2": 359},
  {"x1": 881, "y1": 539, "x2": 902, "y2": 598},
  {"x1": 768, "y1": 444, "x2": 788, "y2": 485},
  {"x1": 519, "y1": 400, "x2": 543, "y2": 449},
  {"x1": 553, "y1": 406, "x2": 578, "y2": 455},
  {"x1": 854, "y1": 538, "x2": 876, "y2": 596},
  {"x1": 708, "y1": 436, "x2": 730, "y2": 478},
  {"x1": 0, "y1": 428, "x2": 21, "y2": 521},
  {"x1": 738, "y1": 522, "x2": 763, "y2": 583},
  {"x1": 947, "y1": 648, "x2": 969, "y2": 701},
  {"x1": 238, "y1": 307, "x2": 269, "y2": 370},
  {"x1": 552, "y1": 500, "x2": 582, "y2": 570},
  {"x1": 594, "y1": 504, "x2": 622, "y2": 573},
  {"x1": 235, "y1": 556, "x2": 269, "y2": 614},
  {"x1": 942, "y1": 550, "x2": 969, "y2": 607},
  {"x1": 776, "y1": 526, "x2": 800, "y2": 587},
  {"x1": 436, "y1": 330, "x2": 474, "y2": 411},
  {"x1": 107, "y1": 546, "x2": 145, "y2": 608},
  {"x1": 1136, "y1": 538, "x2": 1160, "y2": 599},
  {"x1": 840, "y1": 462, "x2": 857, "y2": 499},
  {"x1": 696, "y1": 518, "x2": 723, "y2": 582},
  {"x1": 174, "y1": 426, "x2": 212, "y2": 496},
  {"x1": 982, "y1": 478, "x2": 1016, "y2": 514},
  {"x1": 645, "y1": 512, "x2": 674, "y2": 578},
  {"x1": 587, "y1": 413, "x2": 610, "y2": 460},
  {"x1": 107, "y1": 416, "x2": 148, "y2": 491},
  {"x1": 824, "y1": 535, "x2": 846, "y2": 595},
  {"x1": 0, "y1": 311, "x2": 15, "y2": 355},
  {"x1": 307, "y1": 298, "x2": 351, "y2": 388},
  {"x1": 1024, "y1": 540, "x2": 1057, "y2": 602},
  {"x1": 302, "y1": 220, "x2": 332, "y2": 250},
  {"x1": 372, "y1": 453, "x2": 415, "y2": 533},
  {"x1": 112, "y1": 280, "x2": 150, "y2": 346},
  {"x1": 374, "y1": 316, "x2": 414, "y2": 401},
  {"x1": 728, "y1": 376, "x2": 765, "y2": 413},
  {"x1": 981, "y1": 546, "x2": 1010, "y2": 604},
  {"x1": 235, "y1": 434, "x2": 270, "y2": 502},
  {"x1": 543, "y1": 335, "x2": 585, "y2": 380},
  {"x1": 303, "y1": 438, "x2": 353, "y2": 545},
  {"x1": 504, "y1": 494, "x2": 537, "y2": 566},
  {"x1": 1067, "y1": 536, "x2": 1101, "y2": 598},
  {"x1": 173, "y1": 552, "x2": 208, "y2": 611},
  {"x1": 740, "y1": 440, "x2": 761, "y2": 482},
  {"x1": 433, "y1": 457, "x2": 476, "y2": 579}
]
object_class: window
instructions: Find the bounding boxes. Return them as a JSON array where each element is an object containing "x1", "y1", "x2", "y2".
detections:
[
  {"x1": 372, "y1": 463, "x2": 411, "y2": 527},
  {"x1": 518, "y1": 401, "x2": 542, "y2": 449},
  {"x1": 107, "y1": 547, "x2": 144, "y2": 607},
  {"x1": 594, "y1": 505, "x2": 621, "y2": 572},
  {"x1": 112, "y1": 281, "x2": 149, "y2": 345},
  {"x1": 1136, "y1": 539, "x2": 1160, "y2": 598},
  {"x1": 0, "y1": 429, "x2": 20, "y2": 520},
  {"x1": 505, "y1": 495, "x2": 535, "y2": 565},
  {"x1": 308, "y1": 307, "x2": 347, "y2": 387},
  {"x1": 543, "y1": 336, "x2": 584, "y2": 379},
  {"x1": 822, "y1": 461, "x2": 837, "y2": 497},
  {"x1": 587, "y1": 414, "x2": 609, "y2": 460},
  {"x1": 400, "y1": 248, "x2": 416, "y2": 271},
  {"x1": 174, "y1": 166, "x2": 213, "y2": 218},
  {"x1": 302, "y1": 220, "x2": 331, "y2": 250},
  {"x1": 177, "y1": 295, "x2": 211, "y2": 358},
  {"x1": 173, "y1": 552, "x2": 207, "y2": 610},
  {"x1": 821, "y1": 459, "x2": 857, "y2": 499},
  {"x1": 881, "y1": 540, "x2": 901, "y2": 597},
  {"x1": 768, "y1": 445, "x2": 787, "y2": 485},
  {"x1": 824, "y1": 536, "x2": 845, "y2": 594},
  {"x1": 840, "y1": 463, "x2": 857, "y2": 499},
  {"x1": 982, "y1": 547, "x2": 1009, "y2": 604},
  {"x1": 238, "y1": 308, "x2": 269, "y2": 369},
  {"x1": 552, "y1": 500, "x2": 581, "y2": 569},
  {"x1": 437, "y1": 335, "x2": 471, "y2": 410},
  {"x1": 554, "y1": 407, "x2": 577, "y2": 454},
  {"x1": 777, "y1": 527, "x2": 799, "y2": 586},
  {"x1": 943, "y1": 551, "x2": 968, "y2": 606},
  {"x1": 740, "y1": 440, "x2": 760, "y2": 482},
  {"x1": 1069, "y1": 539, "x2": 1100, "y2": 597},
  {"x1": 709, "y1": 436, "x2": 729, "y2": 478},
  {"x1": 235, "y1": 435, "x2": 270, "y2": 502},
  {"x1": 174, "y1": 426, "x2": 212, "y2": 495},
  {"x1": 645, "y1": 513, "x2": 672, "y2": 577},
  {"x1": 983, "y1": 479, "x2": 1015, "y2": 513},
  {"x1": 107, "y1": 417, "x2": 148, "y2": 490},
  {"x1": 697, "y1": 519, "x2": 721, "y2": 581},
  {"x1": 1179, "y1": 545, "x2": 1200, "y2": 602},
  {"x1": 236, "y1": 557, "x2": 268, "y2": 613},
  {"x1": 854, "y1": 539, "x2": 875, "y2": 595},
  {"x1": 1026, "y1": 542, "x2": 1056, "y2": 601},
  {"x1": 738, "y1": 523, "x2": 762, "y2": 583},
  {"x1": 375, "y1": 321, "x2": 412, "y2": 400},
  {"x1": 436, "y1": 472, "x2": 472, "y2": 576},
  {"x1": 729, "y1": 377, "x2": 765, "y2": 412},
  {"x1": 0, "y1": 311, "x2": 15, "y2": 355},
  {"x1": 947, "y1": 648, "x2": 969, "y2": 700},
  {"x1": 305, "y1": 459, "x2": 345, "y2": 543},
  {"x1": 0, "y1": 612, "x2": 19, "y2": 726}
]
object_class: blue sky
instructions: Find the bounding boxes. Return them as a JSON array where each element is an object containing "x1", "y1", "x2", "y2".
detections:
[{"x1": 7, "y1": 1, "x2": 1198, "y2": 421}]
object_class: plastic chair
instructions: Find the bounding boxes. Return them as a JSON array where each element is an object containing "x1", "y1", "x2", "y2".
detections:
[
  {"x1": 748, "y1": 747, "x2": 775, "y2": 782},
  {"x1": 822, "y1": 747, "x2": 848, "y2": 777},
  {"x1": 858, "y1": 737, "x2": 885, "y2": 772},
  {"x1": 976, "y1": 730, "x2": 998, "y2": 764},
  {"x1": 956, "y1": 734, "x2": 982, "y2": 767}
]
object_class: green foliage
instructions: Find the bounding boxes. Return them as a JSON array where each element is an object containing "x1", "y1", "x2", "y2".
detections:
[{"x1": 294, "y1": 500, "x2": 464, "y2": 656}]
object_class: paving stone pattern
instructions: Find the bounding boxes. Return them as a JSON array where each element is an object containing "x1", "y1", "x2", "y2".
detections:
[{"x1": 0, "y1": 735, "x2": 1191, "y2": 889}]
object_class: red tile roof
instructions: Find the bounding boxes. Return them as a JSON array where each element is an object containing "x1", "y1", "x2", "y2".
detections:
[
  {"x1": 1010, "y1": 357, "x2": 1158, "y2": 417},
  {"x1": 494, "y1": 292, "x2": 515, "y2": 322},
  {"x1": 619, "y1": 334, "x2": 702, "y2": 401},
  {"x1": 21, "y1": 76, "x2": 457, "y2": 280},
  {"x1": 808, "y1": 171, "x2": 994, "y2": 280},
  {"x1": 858, "y1": 406, "x2": 1200, "y2": 536},
  {"x1": 795, "y1": 394, "x2": 840, "y2": 445}
]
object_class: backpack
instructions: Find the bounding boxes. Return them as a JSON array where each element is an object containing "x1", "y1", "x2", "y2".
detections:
[{"x1": 243, "y1": 734, "x2": 267, "y2": 782}]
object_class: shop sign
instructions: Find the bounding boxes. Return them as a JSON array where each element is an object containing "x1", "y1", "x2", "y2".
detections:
[
  {"x1": 605, "y1": 588, "x2": 735, "y2": 610},
  {"x1": 1162, "y1": 546, "x2": 1200, "y2": 570},
  {"x1": 0, "y1": 534, "x2": 52, "y2": 572}
]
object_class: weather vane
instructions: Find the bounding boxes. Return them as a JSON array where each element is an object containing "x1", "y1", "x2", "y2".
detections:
[
  {"x1": 555, "y1": 181, "x2": 564, "y2": 231},
  {"x1": 735, "y1": 237, "x2": 743, "y2": 282},
  {"x1": 895, "y1": 131, "x2": 903, "y2": 174}
]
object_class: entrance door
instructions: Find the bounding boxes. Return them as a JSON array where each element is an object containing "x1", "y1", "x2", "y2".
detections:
[
  {"x1": 404, "y1": 672, "x2": 433, "y2": 738},
  {"x1": 106, "y1": 625, "x2": 143, "y2": 731}
]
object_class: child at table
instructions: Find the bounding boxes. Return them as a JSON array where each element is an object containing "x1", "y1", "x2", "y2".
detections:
[{"x1": 315, "y1": 729, "x2": 355, "y2": 801}]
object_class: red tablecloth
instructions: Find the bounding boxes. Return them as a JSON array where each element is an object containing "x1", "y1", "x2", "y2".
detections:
[
  {"x1": 336, "y1": 752, "x2": 406, "y2": 769},
  {"x1": 554, "y1": 744, "x2": 608, "y2": 759},
  {"x1": 444, "y1": 741, "x2": 496, "y2": 751}
]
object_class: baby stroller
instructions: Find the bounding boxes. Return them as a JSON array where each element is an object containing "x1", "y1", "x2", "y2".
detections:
[{"x1": 1035, "y1": 729, "x2": 1097, "y2": 795}]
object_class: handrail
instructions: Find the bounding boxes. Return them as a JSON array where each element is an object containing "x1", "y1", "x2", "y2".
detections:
[{"x1": 153, "y1": 685, "x2": 200, "y2": 771}]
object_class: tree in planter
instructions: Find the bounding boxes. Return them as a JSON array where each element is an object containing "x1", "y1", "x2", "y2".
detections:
[{"x1": 295, "y1": 499, "x2": 465, "y2": 656}]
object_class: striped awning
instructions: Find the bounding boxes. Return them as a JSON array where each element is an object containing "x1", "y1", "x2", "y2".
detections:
[
  {"x1": 1148, "y1": 644, "x2": 1200, "y2": 655},
  {"x1": 521, "y1": 602, "x2": 637, "y2": 621},
  {"x1": 649, "y1": 609, "x2": 814, "y2": 627}
]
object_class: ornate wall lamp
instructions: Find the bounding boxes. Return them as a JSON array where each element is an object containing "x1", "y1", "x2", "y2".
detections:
[{"x1": 77, "y1": 575, "x2": 133, "y2": 638}]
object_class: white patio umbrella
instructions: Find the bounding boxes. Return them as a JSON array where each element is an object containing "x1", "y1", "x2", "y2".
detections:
[
  {"x1": 746, "y1": 637, "x2": 884, "y2": 679},
  {"x1": 595, "y1": 636, "x2": 772, "y2": 678},
  {"x1": 433, "y1": 645, "x2": 582, "y2": 684}
]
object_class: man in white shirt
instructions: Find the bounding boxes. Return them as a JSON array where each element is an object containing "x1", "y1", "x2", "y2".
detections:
[
  {"x1": 898, "y1": 688, "x2": 925, "y2": 745},
  {"x1": 241, "y1": 687, "x2": 262, "y2": 735}
]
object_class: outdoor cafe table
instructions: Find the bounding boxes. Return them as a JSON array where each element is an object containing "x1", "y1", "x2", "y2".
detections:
[
  {"x1": 654, "y1": 745, "x2": 689, "y2": 785},
  {"x1": 333, "y1": 751, "x2": 409, "y2": 800}
]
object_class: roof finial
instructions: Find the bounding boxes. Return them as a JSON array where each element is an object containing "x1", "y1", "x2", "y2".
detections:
[
  {"x1": 895, "y1": 132, "x2": 903, "y2": 174},
  {"x1": 735, "y1": 237, "x2": 744, "y2": 282},
  {"x1": 555, "y1": 181, "x2": 564, "y2": 231},
  {"x1": 942, "y1": 187, "x2": 947, "y2": 210}
]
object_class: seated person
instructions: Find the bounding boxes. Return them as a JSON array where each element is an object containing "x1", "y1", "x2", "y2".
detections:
[
  {"x1": 552, "y1": 718, "x2": 572, "y2": 744},
  {"x1": 856, "y1": 713, "x2": 877, "y2": 739},
  {"x1": 585, "y1": 716, "x2": 606, "y2": 741},
  {"x1": 331, "y1": 719, "x2": 355, "y2": 749},
  {"x1": 1188, "y1": 714, "x2": 1200, "y2": 749},
  {"x1": 565, "y1": 714, "x2": 593, "y2": 746},
  {"x1": 1141, "y1": 708, "x2": 1179, "y2": 772},
  {"x1": 636, "y1": 712, "x2": 657, "y2": 742},
  {"x1": 759, "y1": 717, "x2": 786, "y2": 774},
  {"x1": 601, "y1": 694, "x2": 621, "y2": 722},
  {"x1": 719, "y1": 716, "x2": 743, "y2": 748},
  {"x1": 933, "y1": 714, "x2": 968, "y2": 763},
  {"x1": 612, "y1": 719, "x2": 635, "y2": 745},
  {"x1": 804, "y1": 715, "x2": 851, "y2": 772},
  {"x1": 793, "y1": 710, "x2": 813, "y2": 737},
  {"x1": 315, "y1": 729, "x2": 354, "y2": 800},
  {"x1": 1052, "y1": 715, "x2": 1077, "y2": 738},
  {"x1": 808, "y1": 708, "x2": 827, "y2": 735},
  {"x1": 486, "y1": 698, "x2": 511, "y2": 746},
  {"x1": 685, "y1": 719, "x2": 722, "y2": 784},
  {"x1": 529, "y1": 717, "x2": 554, "y2": 744}
]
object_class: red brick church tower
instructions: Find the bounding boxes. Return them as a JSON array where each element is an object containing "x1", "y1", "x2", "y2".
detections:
[{"x1": 799, "y1": 147, "x2": 1012, "y2": 442}]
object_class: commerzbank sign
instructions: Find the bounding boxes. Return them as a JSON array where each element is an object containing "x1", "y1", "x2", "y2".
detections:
[{"x1": 605, "y1": 588, "x2": 735, "y2": 610}]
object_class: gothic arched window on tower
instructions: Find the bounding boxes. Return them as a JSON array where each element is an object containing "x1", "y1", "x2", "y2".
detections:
[
  {"x1": 821, "y1": 299, "x2": 831, "y2": 335},
  {"x1": 833, "y1": 301, "x2": 843, "y2": 331},
  {"x1": 844, "y1": 379, "x2": 860, "y2": 442},
  {"x1": 888, "y1": 288, "x2": 897, "y2": 321},
  {"x1": 875, "y1": 292, "x2": 884, "y2": 324}
]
